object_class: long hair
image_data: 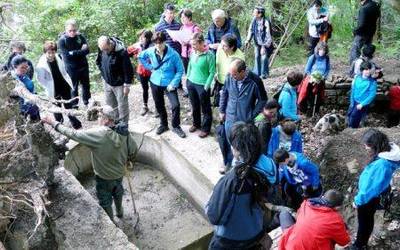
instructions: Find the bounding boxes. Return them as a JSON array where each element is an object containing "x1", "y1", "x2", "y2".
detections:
[
  {"x1": 229, "y1": 122, "x2": 270, "y2": 205},
  {"x1": 362, "y1": 128, "x2": 391, "y2": 157}
]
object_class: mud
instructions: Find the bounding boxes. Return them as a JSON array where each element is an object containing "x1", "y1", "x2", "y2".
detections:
[{"x1": 79, "y1": 163, "x2": 211, "y2": 250}]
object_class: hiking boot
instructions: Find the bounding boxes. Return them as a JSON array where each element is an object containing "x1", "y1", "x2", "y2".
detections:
[
  {"x1": 189, "y1": 126, "x2": 198, "y2": 133},
  {"x1": 140, "y1": 105, "x2": 149, "y2": 116},
  {"x1": 156, "y1": 125, "x2": 169, "y2": 135},
  {"x1": 199, "y1": 131, "x2": 209, "y2": 138},
  {"x1": 172, "y1": 126, "x2": 186, "y2": 138}
]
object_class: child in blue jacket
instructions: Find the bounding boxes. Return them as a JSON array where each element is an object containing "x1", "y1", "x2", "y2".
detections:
[
  {"x1": 267, "y1": 119, "x2": 303, "y2": 157},
  {"x1": 352, "y1": 129, "x2": 400, "y2": 249},
  {"x1": 348, "y1": 61, "x2": 377, "y2": 128},
  {"x1": 11, "y1": 55, "x2": 40, "y2": 121},
  {"x1": 273, "y1": 149, "x2": 321, "y2": 210}
]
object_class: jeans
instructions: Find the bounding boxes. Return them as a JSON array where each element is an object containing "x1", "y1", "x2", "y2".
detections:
[
  {"x1": 187, "y1": 80, "x2": 212, "y2": 133},
  {"x1": 95, "y1": 176, "x2": 124, "y2": 210},
  {"x1": 138, "y1": 75, "x2": 150, "y2": 105},
  {"x1": 150, "y1": 83, "x2": 181, "y2": 128},
  {"x1": 349, "y1": 35, "x2": 373, "y2": 65},
  {"x1": 223, "y1": 120, "x2": 234, "y2": 168},
  {"x1": 279, "y1": 210, "x2": 295, "y2": 230},
  {"x1": 348, "y1": 104, "x2": 368, "y2": 128},
  {"x1": 354, "y1": 197, "x2": 379, "y2": 248},
  {"x1": 104, "y1": 83, "x2": 130, "y2": 123},
  {"x1": 254, "y1": 45, "x2": 269, "y2": 77},
  {"x1": 68, "y1": 67, "x2": 91, "y2": 105}
]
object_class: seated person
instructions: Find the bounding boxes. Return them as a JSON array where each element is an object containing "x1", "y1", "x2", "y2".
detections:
[
  {"x1": 273, "y1": 149, "x2": 321, "y2": 209},
  {"x1": 278, "y1": 189, "x2": 350, "y2": 250},
  {"x1": 11, "y1": 55, "x2": 40, "y2": 121},
  {"x1": 267, "y1": 119, "x2": 303, "y2": 157},
  {"x1": 351, "y1": 44, "x2": 382, "y2": 79}
]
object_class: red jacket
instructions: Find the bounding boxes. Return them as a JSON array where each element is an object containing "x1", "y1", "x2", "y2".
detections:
[
  {"x1": 127, "y1": 43, "x2": 152, "y2": 78},
  {"x1": 389, "y1": 86, "x2": 400, "y2": 111},
  {"x1": 297, "y1": 75, "x2": 325, "y2": 105},
  {"x1": 278, "y1": 200, "x2": 350, "y2": 250}
]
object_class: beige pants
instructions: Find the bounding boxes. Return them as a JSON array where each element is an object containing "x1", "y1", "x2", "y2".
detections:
[{"x1": 104, "y1": 83, "x2": 129, "y2": 123}]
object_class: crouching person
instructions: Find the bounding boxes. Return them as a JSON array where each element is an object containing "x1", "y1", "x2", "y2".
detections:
[
  {"x1": 42, "y1": 105, "x2": 137, "y2": 222},
  {"x1": 206, "y1": 122, "x2": 273, "y2": 249},
  {"x1": 278, "y1": 189, "x2": 351, "y2": 250},
  {"x1": 274, "y1": 149, "x2": 322, "y2": 210}
]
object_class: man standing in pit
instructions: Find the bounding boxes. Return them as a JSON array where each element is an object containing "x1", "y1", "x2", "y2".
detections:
[
  {"x1": 58, "y1": 19, "x2": 91, "y2": 107},
  {"x1": 42, "y1": 105, "x2": 137, "y2": 222}
]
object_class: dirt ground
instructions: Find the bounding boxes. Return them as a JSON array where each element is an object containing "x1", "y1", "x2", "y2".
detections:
[{"x1": 79, "y1": 163, "x2": 211, "y2": 250}]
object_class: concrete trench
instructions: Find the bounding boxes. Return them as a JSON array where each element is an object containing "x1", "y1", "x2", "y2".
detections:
[{"x1": 60, "y1": 125, "x2": 220, "y2": 249}]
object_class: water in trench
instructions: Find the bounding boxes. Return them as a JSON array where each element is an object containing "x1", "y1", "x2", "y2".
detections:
[{"x1": 78, "y1": 163, "x2": 211, "y2": 250}]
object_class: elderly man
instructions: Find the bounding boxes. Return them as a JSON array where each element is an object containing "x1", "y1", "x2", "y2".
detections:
[
  {"x1": 42, "y1": 105, "x2": 137, "y2": 222},
  {"x1": 96, "y1": 36, "x2": 133, "y2": 124},
  {"x1": 2, "y1": 41, "x2": 34, "y2": 79},
  {"x1": 155, "y1": 3, "x2": 182, "y2": 54},
  {"x1": 219, "y1": 59, "x2": 267, "y2": 173},
  {"x1": 58, "y1": 19, "x2": 91, "y2": 107},
  {"x1": 206, "y1": 9, "x2": 242, "y2": 53},
  {"x1": 139, "y1": 32, "x2": 186, "y2": 138}
]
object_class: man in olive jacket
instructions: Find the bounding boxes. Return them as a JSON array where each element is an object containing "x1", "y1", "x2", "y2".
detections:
[{"x1": 42, "y1": 105, "x2": 137, "y2": 221}]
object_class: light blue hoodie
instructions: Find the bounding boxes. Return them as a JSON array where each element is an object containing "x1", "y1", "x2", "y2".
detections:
[
  {"x1": 138, "y1": 45, "x2": 184, "y2": 88},
  {"x1": 278, "y1": 83, "x2": 299, "y2": 121},
  {"x1": 350, "y1": 75, "x2": 377, "y2": 107},
  {"x1": 355, "y1": 143, "x2": 400, "y2": 206}
]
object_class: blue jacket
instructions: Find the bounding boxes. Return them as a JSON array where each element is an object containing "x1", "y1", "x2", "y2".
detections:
[
  {"x1": 305, "y1": 54, "x2": 330, "y2": 78},
  {"x1": 138, "y1": 45, "x2": 184, "y2": 88},
  {"x1": 267, "y1": 126, "x2": 303, "y2": 157},
  {"x1": 205, "y1": 166, "x2": 264, "y2": 241},
  {"x1": 219, "y1": 71, "x2": 267, "y2": 123},
  {"x1": 280, "y1": 152, "x2": 320, "y2": 188},
  {"x1": 278, "y1": 83, "x2": 299, "y2": 121},
  {"x1": 254, "y1": 154, "x2": 278, "y2": 185},
  {"x1": 355, "y1": 143, "x2": 400, "y2": 206},
  {"x1": 154, "y1": 19, "x2": 182, "y2": 54},
  {"x1": 207, "y1": 18, "x2": 242, "y2": 49},
  {"x1": 350, "y1": 75, "x2": 377, "y2": 108},
  {"x1": 15, "y1": 74, "x2": 39, "y2": 118}
]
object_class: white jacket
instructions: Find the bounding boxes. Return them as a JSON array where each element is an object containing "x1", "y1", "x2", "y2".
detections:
[
  {"x1": 36, "y1": 54, "x2": 73, "y2": 98},
  {"x1": 307, "y1": 6, "x2": 329, "y2": 38}
]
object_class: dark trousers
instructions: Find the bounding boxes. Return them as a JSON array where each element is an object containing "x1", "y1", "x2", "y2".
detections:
[
  {"x1": 150, "y1": 83, "x2": 181, "y2": 128},
  {"x1": 95, "y1": 175, "x2": 124, "y2": 209},
  {"x1": 138, "y1": 75, "x2": 150, "y2": 105},
  {"x1": 354, "y1": 197, "x2": 380, "y2": 248},
  {"x1": 182, "y1": 57, "x2": 189, "y2": 73},
  {"x1": 68, "y1": 67, "x2": 91, "y2": 105},
  {"x1": 349, "y1": 35, "x2": 373, "y2": 65},
  {"x1": 187, "y1": 80, "x2": 212, "y2": 133},
  {"x1": 308, "y1": 36, "x2": 320, "y2": 56},
  {"x1": 386, "y1": 109, "x2": 400, "y2": 128},
  {"x1": 209, "y1": 233, "x2": 262, "y2": 250},
  {"x1": 212, "y1": 80, "x2": 223, "y2": 107},
  {"x1": 54, "y1": 92, "x2": 82, "y2": 129},
  {"x1": 223, "y1": 120, "x2": 234, "y2": 168},
  {"x1": 348, "y1": 104, "x2": 368, "y2": 128}
]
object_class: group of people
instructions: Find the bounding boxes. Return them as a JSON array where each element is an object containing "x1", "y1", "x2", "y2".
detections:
[{"x1": 2, "y1": 0, "x2": 400, "y2": 249}]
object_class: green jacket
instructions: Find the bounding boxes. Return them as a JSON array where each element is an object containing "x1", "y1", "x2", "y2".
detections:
[
  {"x1": 56, "y1": 124, "x2": 137, "y2": 180},
  {"x1": 187, "y1": 51, "x2": 216, "y2": 89}
]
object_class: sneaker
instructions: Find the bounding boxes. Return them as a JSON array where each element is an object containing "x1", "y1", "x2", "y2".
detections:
[
  {"x1": 156, "y1": 125, "x2": 169, "y2": 135},
  {"x1": 199, "y1": 131, "x2": 209, "y2": 138},
  {"x1": 172, "y1": 126, "x2": 186, "y2": 138},
  {"x1": 140, "y1": 106, "x2": 149, "y2": 116},
  {"x1": 189, "y1": 126, "x2": 198, "y2": 133}
]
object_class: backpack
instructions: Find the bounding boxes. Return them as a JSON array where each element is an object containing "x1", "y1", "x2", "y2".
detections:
[{"x1": 272, "y1": 84, "x2": 291, "y2": 101}]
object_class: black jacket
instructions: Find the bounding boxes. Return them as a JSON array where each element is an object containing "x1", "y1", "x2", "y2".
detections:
[
  {"x1": 96, "y1": 37, "x2": 134, "y2": 86},
  {"x1": 1, "y1": 52, "x2": 34, "y2": 79},
  {"x1": 219, "y1": 71, "x2": 268, "y2": 123},
  {"x1": 354, "y1": 0, "x2": 380, "y2": 38},
  {"x1": 58, "y1": 33, "x2": 89, "y2": 71}
]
